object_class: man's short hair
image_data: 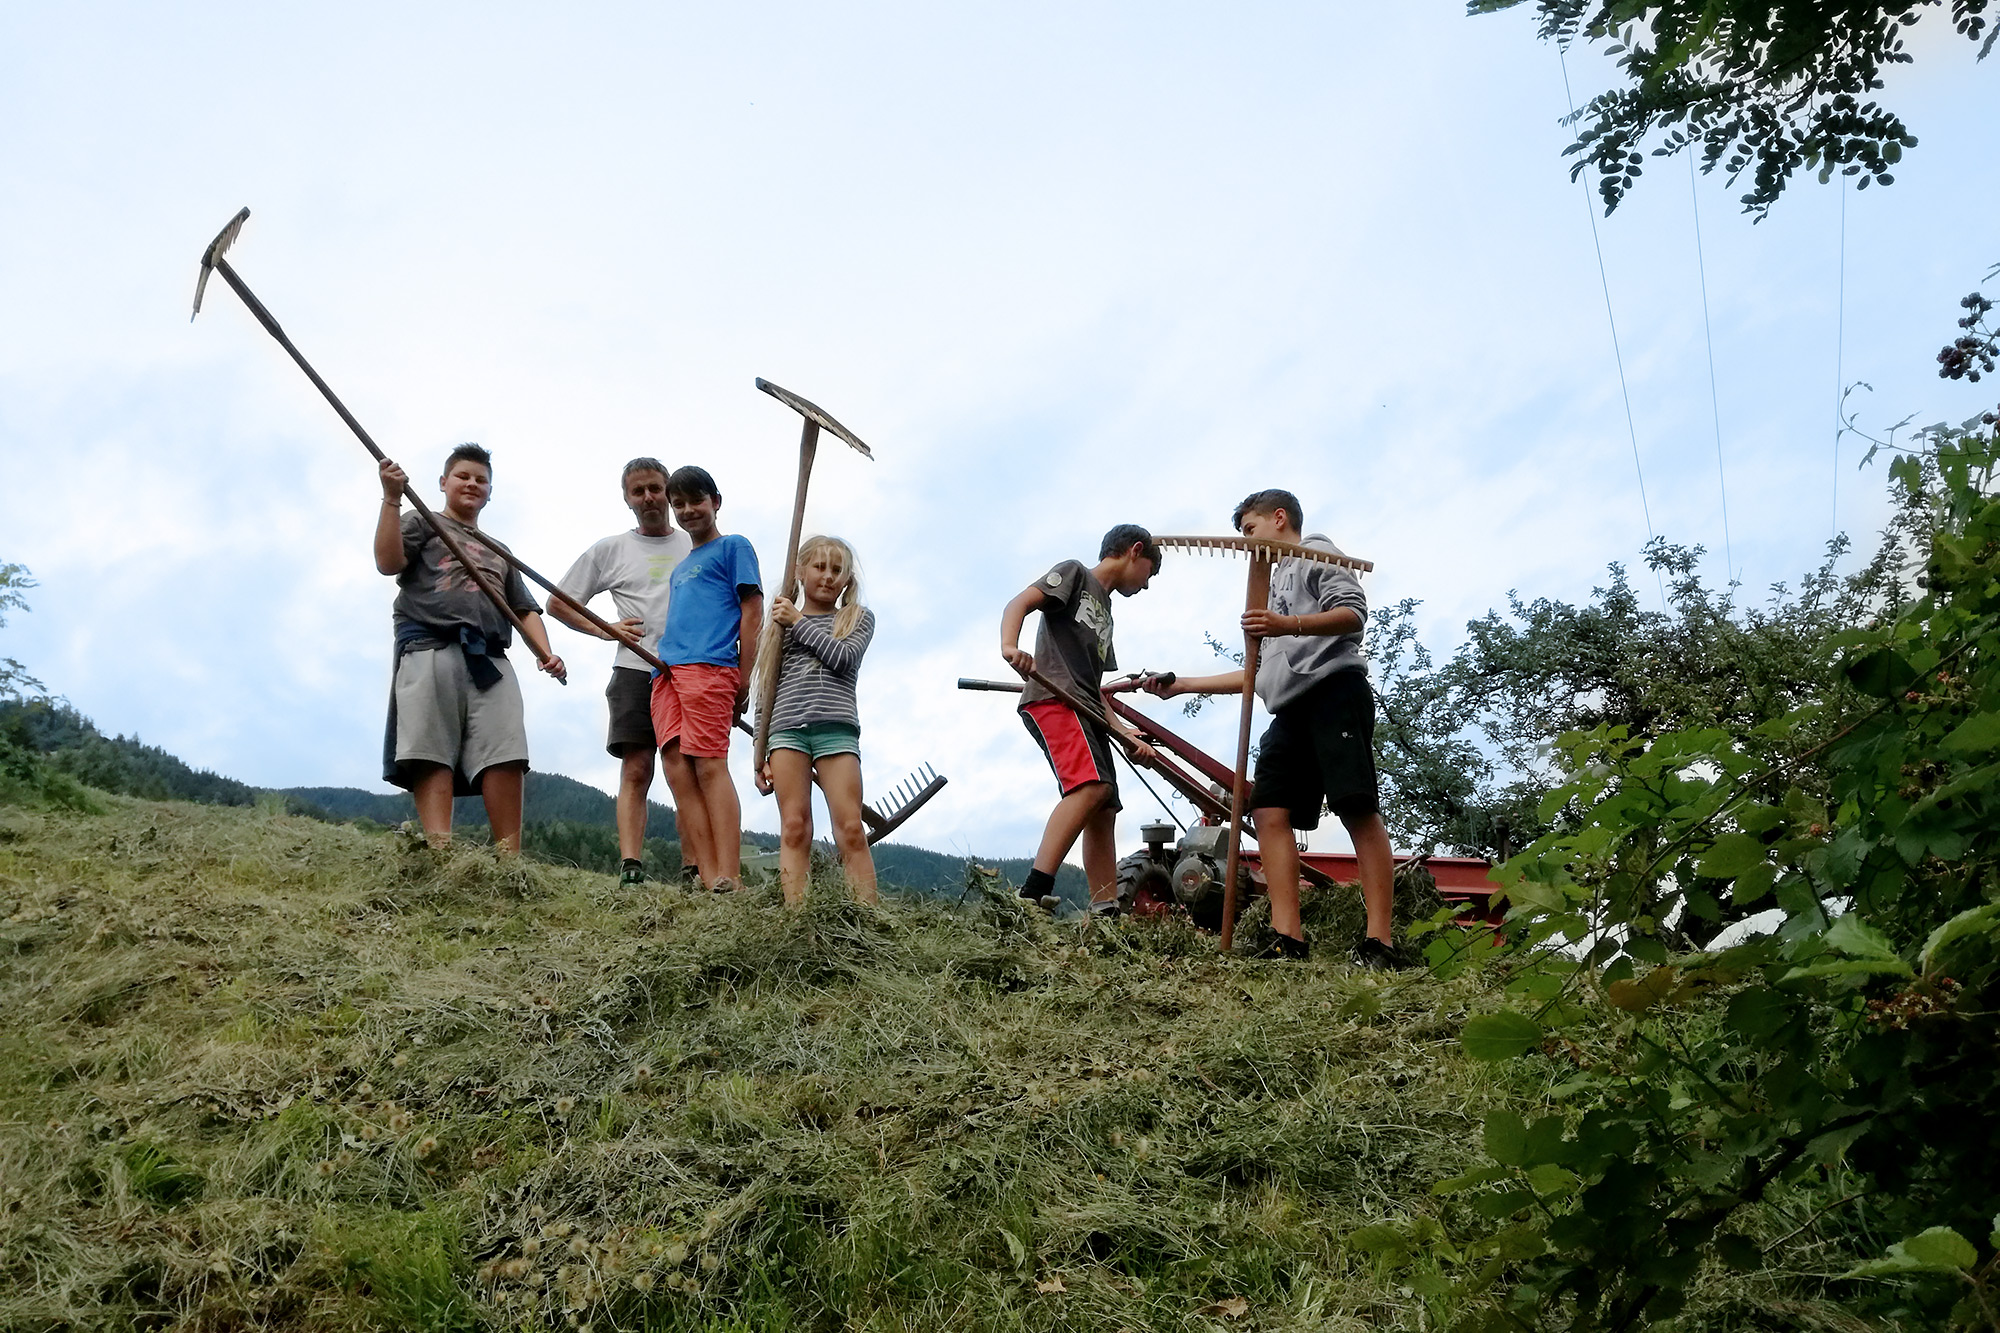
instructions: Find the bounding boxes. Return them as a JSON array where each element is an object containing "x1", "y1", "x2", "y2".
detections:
[
  {"x1": 1232, "y1": 489, "x2": 1303, "y2": 533},
  {"x1": 666, "y1": 465, "x2": 721, "y2": 502},
  {"x1": 443, "y1": 442, "x2": 492, "y2": 476},
  {"x1": 621, "y1": 457, "x2": 669, "y2": 489},
  {"x1": 1100, "y1": 523, "x2": 1163, "y2": 569}
]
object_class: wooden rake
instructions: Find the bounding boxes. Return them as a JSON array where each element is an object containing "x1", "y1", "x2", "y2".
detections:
[
  {"x1": 1150, "y1": 534, "x2": 1374, "y2": 951},
  {"x1": 192, "y1": 207, "x2": 708, "y2": 686},
  {"x1": 750, "y1": 379, "x2": 874, "y2": 779},
  {"x1": 192, "y1": 207, "x2": 571, "y2": 683}
]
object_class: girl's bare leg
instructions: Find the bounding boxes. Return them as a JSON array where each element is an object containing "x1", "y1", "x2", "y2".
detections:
[
  {"x1": 770, "y1": 748, "x2": 816, "y2": 907},
  {"x1": 812, "y1": 753, "x2": 877, "y2": 904}
]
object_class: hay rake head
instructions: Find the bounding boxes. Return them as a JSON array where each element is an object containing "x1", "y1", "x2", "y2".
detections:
[
  {"x1": 860, "y1": 764, "x2": 947, "y2": 846},
  {"x1": 1150, "y1": 534, "x2": 1373, "y2": 573}
]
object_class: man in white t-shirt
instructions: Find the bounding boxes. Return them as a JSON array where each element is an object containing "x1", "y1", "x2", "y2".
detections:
[{"x1": 551, "y1": 458, "x2": 694, "y2": 888}]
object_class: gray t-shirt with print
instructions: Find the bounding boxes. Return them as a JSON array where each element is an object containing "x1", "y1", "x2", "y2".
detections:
[
  {"x1": 392, "y1": 510, "x2": 540, "y2": 650},
  {"x1": 557, "y1": 527, "x2": 694, "y2": 674},
  {"x1": 1253, "y1": 532, "x2": 1367, "y2": 713},
  {"x1": 1019, "y1": 559, "x2": 1117, "y2": 711}
]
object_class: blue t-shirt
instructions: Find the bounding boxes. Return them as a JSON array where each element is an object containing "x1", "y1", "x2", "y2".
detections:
[{"x1": 656, "y1": 533, "x2": 762, "y2": 667}]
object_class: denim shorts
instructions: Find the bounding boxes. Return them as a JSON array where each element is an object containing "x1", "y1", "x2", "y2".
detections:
[{"x1": 768, "y1": 720, "x2": 861, "y2": 760}]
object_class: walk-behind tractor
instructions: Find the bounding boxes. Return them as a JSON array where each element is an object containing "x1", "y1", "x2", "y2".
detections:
[{"x1": 958, "y1": 673, "x2": 1500, "y2": 929}]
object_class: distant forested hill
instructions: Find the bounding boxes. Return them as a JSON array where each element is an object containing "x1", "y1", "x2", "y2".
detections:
[{"x1": 0, "y1": 699, "x2": 1080, "y2": 898}]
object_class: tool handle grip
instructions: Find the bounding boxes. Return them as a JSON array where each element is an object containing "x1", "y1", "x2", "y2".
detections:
[{"x1": 956, "y1": 677, "x2": 1024, "y2": 692}]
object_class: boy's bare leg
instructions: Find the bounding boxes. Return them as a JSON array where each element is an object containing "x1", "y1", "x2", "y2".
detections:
[
  {"x1": 480, "y1": 763, "x2": 526, "y2": 854},
  {"x1": 1342, "y1": 810, "x2": 1395, "y2": 945},
  {"x1": 770, "y1": 748, "x2": 816, "y2": 907},
  {"x1": 1081, "y1": 805, "x2": 1119, "y2": 907},
  {"x1": 616, "y1": 747, "x2": 656, "y2": 863},
  {"x1": 409, "y1": 763, "x2": 455, "y2": 846},
  {"x1": 692, "y1": 754, "x2": 742, "y2": 882},
  {"x1": 1252, "y1": 808, "x2": 1304, "y2": 941},
  {"x1": 813, "y1": 754, "x2": 877, "y2": 904},
  {"x1": 659, "y1": 742, "x2": 717, "y2": 884},
  {"x1": 1033, "y1": 782, "x2": 1111, "y2": 877}
]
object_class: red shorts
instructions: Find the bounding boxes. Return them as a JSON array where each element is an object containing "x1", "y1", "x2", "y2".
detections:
[
  {"x1": 650, "y1": 665, "x2": 740, "y2": 758},
  {"x1": 1020, "y1": 700, "x2": 1121, "y2": 812}
]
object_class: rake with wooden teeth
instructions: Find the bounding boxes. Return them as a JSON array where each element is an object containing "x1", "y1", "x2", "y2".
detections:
[{"x1": 1150, "y1": 534, "x2": 1374, "y2": 951}]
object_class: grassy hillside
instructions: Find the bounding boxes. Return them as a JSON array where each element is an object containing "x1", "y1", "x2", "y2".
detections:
[
  {"x1": 1, "y1": 700, "x2": 1084, "y2": 896},
  {"x1": 0, "y1": 792, "x2": 1511, "y2": 1332}
]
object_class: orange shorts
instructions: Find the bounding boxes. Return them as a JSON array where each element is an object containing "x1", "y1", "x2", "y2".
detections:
[{"x1": 650, "y1": 665, "x2": 739, "y2": 758}]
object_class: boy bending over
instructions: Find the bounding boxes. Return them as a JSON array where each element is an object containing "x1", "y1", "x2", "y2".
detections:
[
  {"x1": 1000, "y1": 524, "x2": 1160, "y2": 913},
  {"x1": 1147, "y1": 489, "x2": 1398, "y2": 967}
]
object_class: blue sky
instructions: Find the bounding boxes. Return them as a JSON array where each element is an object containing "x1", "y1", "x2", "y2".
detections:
[{"x1": 2, "y1": 3, "x2": 1994, "y2": 864}]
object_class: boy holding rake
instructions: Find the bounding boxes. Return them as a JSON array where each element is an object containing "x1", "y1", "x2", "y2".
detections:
[
  {"x1": 1000, "y1": 524, "x2": 1161, "y2": 913},
  {"x1": 1147, "y1": 489, "x2": 1398, "y2": 967}
]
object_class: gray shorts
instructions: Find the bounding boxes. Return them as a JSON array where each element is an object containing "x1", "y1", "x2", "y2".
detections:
[
  {"x1": 393, "y1": 647, "x2": 529, "y2": 783},
  {"x1": 605, "y1": 667, "x2": 657, "y2": 756}
]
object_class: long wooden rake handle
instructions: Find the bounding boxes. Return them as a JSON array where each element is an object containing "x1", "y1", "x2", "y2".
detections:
[
  {"x1": 1219, "y1": 556, "x2": 1273, "y2": 952},
  {"x1": 205, "y1": 253, "x2": 562, "y2": 682}
]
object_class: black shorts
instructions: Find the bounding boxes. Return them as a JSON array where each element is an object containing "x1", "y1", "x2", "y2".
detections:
[
  {"x1": 605, "y1": 667, "x2": 657, "y2": 756},
  {"x1": 1248, "y1": 670, "x2": 1379, "y2": 830}
]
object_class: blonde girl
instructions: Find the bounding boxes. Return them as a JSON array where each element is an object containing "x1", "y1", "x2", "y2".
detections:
[{"x1": 753, "y1": 536, "x2": 877, "y2": 905}]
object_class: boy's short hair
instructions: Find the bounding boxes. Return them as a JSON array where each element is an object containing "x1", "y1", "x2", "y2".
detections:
[
  {"x1": 1232, "y1": 489, "x2": 1303, "y2": 533},
  {"x1": 1099, "y1": 523, "x2": 1163, "y2": 569},
  {"x1": 621, "y1": 456, "x2": 669, "y2": 488},
  {"x1": 666, "y1": 465, "x2": 721, "y2": 502},
  {"x1": 443, "y1": 442, "x2": 492, "y2": 476}
]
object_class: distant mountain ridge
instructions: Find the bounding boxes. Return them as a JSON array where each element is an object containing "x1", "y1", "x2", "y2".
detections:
[{"x1": 0, "y1": 699, "x2": 1081, "y2": 897}]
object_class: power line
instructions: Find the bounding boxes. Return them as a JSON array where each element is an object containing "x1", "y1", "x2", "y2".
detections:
[
  {"x1": 1687, "y1": 152, "x2": 1735, "y2": 586},
  {"x1": 1832, "y1": 176, "x2": 1847, "y2": 543},
  {"x1": 1559, "y1": 49, "x2": 1666, "y2": 612}
]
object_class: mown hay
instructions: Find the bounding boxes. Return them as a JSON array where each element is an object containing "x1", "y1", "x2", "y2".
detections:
[{"x1": 2, "y1": 794, "x2": 1514, "y2": 1332}]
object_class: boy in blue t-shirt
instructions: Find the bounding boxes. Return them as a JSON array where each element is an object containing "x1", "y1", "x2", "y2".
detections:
[{"x1": 650, "y1": 465, "x2": 763, "y2": 891}]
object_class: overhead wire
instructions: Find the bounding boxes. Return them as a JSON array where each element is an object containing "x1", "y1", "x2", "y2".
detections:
[
  {"x1": 1559, "y1": 47, "x2": 1667, "y2": 612},
  {"x1": 1832, "y1": 176, "x2": 1847, "y2": 542},
  {"x1": 1688, "y1": 151, "x2": 1735, "y2": 587}
]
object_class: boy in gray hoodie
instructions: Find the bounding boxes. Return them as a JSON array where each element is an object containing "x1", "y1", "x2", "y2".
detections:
[{"x1": 1147, "y1": 489, "x2": 1396, "y2": 967}]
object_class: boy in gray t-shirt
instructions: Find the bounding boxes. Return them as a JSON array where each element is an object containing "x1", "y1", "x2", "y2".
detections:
[
  {"x1": 1148, "y1": 489, "x2": 1398, "y2": 968},
  {"x1": 550, "y1": 458, "x2": 693, "y2": 888},
  {"x1": 1000, "y1": 524, "x2": 1161, "y2": 913},
  {"x1": 373, "y1": 443, "x2": 567, "y2": 852}
]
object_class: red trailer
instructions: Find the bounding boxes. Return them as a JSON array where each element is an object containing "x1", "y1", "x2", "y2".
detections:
[{"x1": 959, "y1": 674, "x2": 1502, "y2": 928}]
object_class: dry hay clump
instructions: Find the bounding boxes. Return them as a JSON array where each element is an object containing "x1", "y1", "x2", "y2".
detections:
[
  {"x1": 1228, "y1": 856, "x2": 1449, "y2": 964},
  {"x1": 1, "y1": 791, "x2": 1519, "y2": 1332}
]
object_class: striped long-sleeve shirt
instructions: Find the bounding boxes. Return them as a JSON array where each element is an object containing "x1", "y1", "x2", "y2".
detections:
[{"x1": 767, "y1": 608, "x2": 876, "y2": 734}]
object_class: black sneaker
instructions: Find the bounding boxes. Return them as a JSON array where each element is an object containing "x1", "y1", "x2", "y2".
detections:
[
  {"x1": 618, "y1": 867, "x2": 646, "y2": 890},
  {"x1": 1350, "y1": 937, "x2": 1402, "y2": 971},
  {"x1": 1254, "y1": 932, "x2": 1310, "y2": 960},
  {"x1": 678, "y1": 864, "x2": 701, "y2": 890}
]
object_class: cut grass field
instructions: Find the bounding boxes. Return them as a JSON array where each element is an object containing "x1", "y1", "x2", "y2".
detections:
[{"x1": 1, "y1": 793, "x2": 1521, "y2": 1332}]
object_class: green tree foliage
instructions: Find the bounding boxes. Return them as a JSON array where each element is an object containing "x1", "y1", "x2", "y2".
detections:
[
  {"x1": 1373, "y1": 515, "x2": 1916, "y2": 899},
  {"x1": 1428, "y1": 370, "x2": 2000, "y2": 1326},
  {"x1": 0, "y1": 561, "x2": 44, "y2": 703},
  {"x1": 1472, "y1": 0, "x2": 1996, "y2": 215}
]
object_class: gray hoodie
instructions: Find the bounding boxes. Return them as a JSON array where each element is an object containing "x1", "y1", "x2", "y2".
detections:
[{"x1": 1253, "y1": 533, "x2": 1368, "y2": 713}]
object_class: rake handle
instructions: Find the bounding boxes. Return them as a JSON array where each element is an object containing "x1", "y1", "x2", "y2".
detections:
[
  {"x1": 752, "y1": 418, "x2": 820, "y2": 775},
  {"x1": 211, "y1": 257, "x2": 558, "y2": 680},
  {"x1": 1218, "y1": 557, "x2": 1272, "y2": 952}
]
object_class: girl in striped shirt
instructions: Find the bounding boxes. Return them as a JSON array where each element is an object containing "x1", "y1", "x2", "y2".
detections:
[{"x1": 754, "y1": 535, "x2": 877, "y2": 906}]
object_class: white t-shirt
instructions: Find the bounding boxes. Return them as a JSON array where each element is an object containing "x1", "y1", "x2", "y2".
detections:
[{"x1": 557, "y1": 528, "x2": 694, "y2": 674}]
